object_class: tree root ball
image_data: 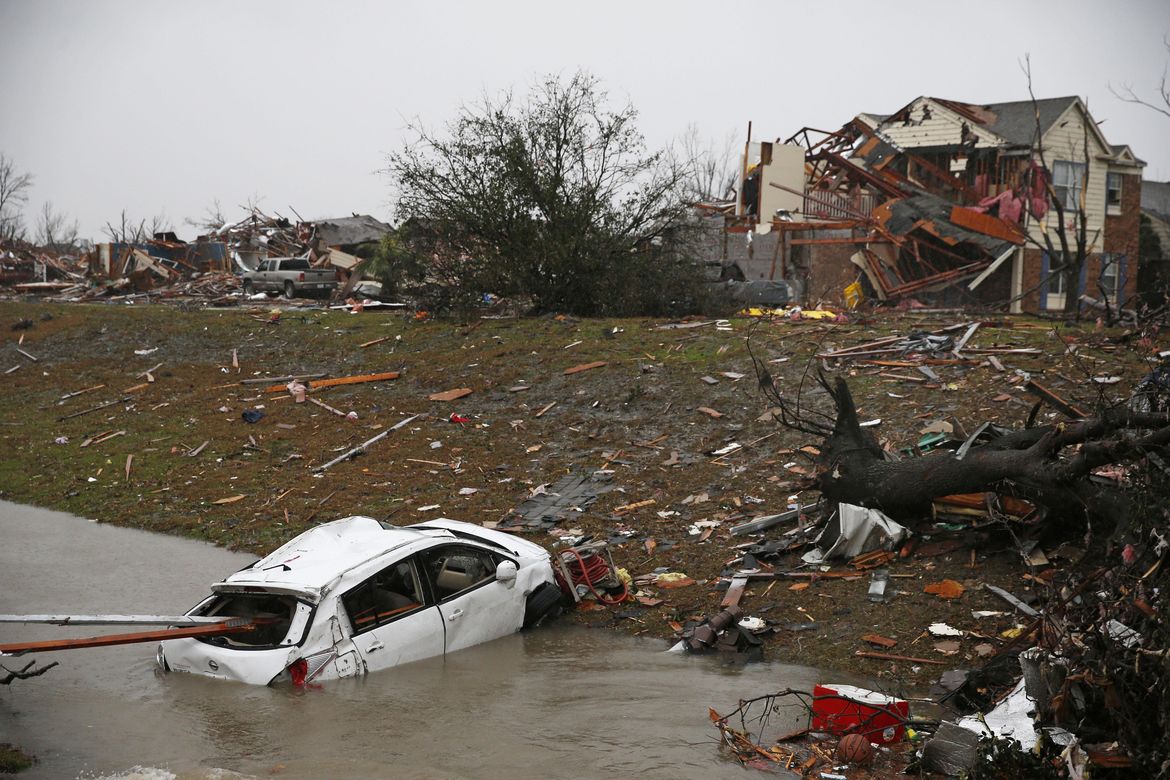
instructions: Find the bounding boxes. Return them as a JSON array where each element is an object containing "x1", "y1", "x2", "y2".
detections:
[{"x1": 836, "y1": 733, "x2": 874, "y2": 765}]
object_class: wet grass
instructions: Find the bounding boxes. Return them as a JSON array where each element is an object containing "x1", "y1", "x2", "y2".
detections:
[
  {"x1": 0, "y1": 743, "x2": 34, "y2": 773},
  {"x1": 0, "y1": 299, "x2": 1157, "y2": 678}
]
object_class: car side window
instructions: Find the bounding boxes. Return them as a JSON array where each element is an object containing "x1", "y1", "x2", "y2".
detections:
[
  {"x1": 342, "y1": 558, "x2": 426, "y2": 635},
  {"x1": 422, "y1": 545, "x2": 502, "y2": 601}
]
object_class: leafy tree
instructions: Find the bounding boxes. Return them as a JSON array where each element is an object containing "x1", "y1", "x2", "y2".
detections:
[{"x1": 384, "y1": 72, "x2": 699, "y2": 315}]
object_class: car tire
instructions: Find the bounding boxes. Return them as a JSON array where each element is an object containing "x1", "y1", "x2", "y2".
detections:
[
  {"x1": 283, "y1": 281, "x2": 295, "y2": 299},
  {"x1": 523, "y1": 582, "x2": 565, "y2": 629},
  {"x1": 242, "y1": 280, "x2": 254, "y2": 295}
]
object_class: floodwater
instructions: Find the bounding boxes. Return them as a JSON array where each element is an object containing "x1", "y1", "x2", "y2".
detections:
[{"x1": 0, "y1": 501, "x2": 861, "y2": 779}]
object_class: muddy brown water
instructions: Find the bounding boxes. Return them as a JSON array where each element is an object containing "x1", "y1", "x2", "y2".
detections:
[{"x1": 0, "y1": 501, "x2": 878, "y2": 779}]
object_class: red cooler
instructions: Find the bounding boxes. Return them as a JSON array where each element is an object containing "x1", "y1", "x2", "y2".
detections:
[{"x1": 811, "y1": 683, "x2": 908, "y2": 744}]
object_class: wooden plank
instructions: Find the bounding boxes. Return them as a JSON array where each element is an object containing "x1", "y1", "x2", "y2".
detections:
[
  {"x1": 563, "y1": 361, "x2": 607, "y2": 375},
  {"x1": 81, "y1": 430, "x2": 125, "y2": 448},
  {"x1": 854, "y1": 650, "x2": 945, "y2": 665},
  {"x1": 428, "y1": 387, "x2": 472, "y2": 402},
  {"x1": 57, "y1": 397, "x2": 128, "y2": 422},
  {"x1": 1023, "y1": 380, "x2": 1087, "y2": 420},
  {"x1": 721, "y1": 575, "x2": 748, "y2": 609},
  {"x1": 359, "y1": 336, "x2": 392, "y2": 348},
  {"x1": 60, "y1": 384, "x2": 105, "y2": 401},
  {"x1": 0, "y1": 620, "x2": 260, "y2": 655},
  {"x1": 308, "y1": 397, "x2": 347, "y2": 417},
  {"x1": 240, "y1": 373, "x2": 327, "y2": 385},
  {"x1": 0, "y1": 614, "x2": 239, "y2": 626},
  {"x1": 264, "y1": 371, "x2": 399, "y2": 393},
  {"x1": 952, "y1": 322, "x2": 980, "y2": 355}
]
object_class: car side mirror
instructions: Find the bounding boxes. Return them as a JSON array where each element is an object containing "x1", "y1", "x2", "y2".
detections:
[{"x1": 495, "y1": 560, "x2": 518, "y2": 585}]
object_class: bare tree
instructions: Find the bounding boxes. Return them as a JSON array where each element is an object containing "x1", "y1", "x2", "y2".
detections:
[
  {"x1": 185, "y1": 199, "x2": 228, "y2": 234},
  {"x1": 0, "y1": 153, "x2": 34, "y2": 242},
  {"x1": 35, "y1": 200, "x2": 79, "y2": 252},
  {"x1": 104, "y1": 209, "x2": 173, "y2": 243},
  {"x1": 1020, "y1": 56, "x2": 1096, "y2": 318},
  {"x1": 676, "y1": 125, "x2": 739, "y2": 203},
  {"x1": 1110, "y1": 37, "x2": 1170, "y2": 120}
]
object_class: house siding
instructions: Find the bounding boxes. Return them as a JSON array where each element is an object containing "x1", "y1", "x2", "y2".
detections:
[
  {"x1": 1033, "y1": 103, "x2": 1110, "y2": 245},
  {"x1": 877, "y1": 98, "x2": 1001, "y2": 150}
]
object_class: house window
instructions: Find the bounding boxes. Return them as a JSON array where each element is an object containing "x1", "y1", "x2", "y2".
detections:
[
  {"x1": 1099, "y1": 254, "x2": 1121, "y2": 302},
  {"x1": 1106, "y1": 173, "x2": 1123, "y2": 214},
  {"x1": 1052, "y1": 160, "x2": 1086, "y2": 212},
  {"x1": 1048, "y1": 254, "x2": 1067, "y2": 295}
]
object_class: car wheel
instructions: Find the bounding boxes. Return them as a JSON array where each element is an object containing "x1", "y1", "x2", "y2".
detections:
[
  {"x1": 283, "y1": 281, "x2": 295, "y2": 299},
  {"x1": 242, "y1": 280, "x2": 254, "y2": 295},
  {"x1": 523, "y1": 582, "x2": 565, "y2": 629}
]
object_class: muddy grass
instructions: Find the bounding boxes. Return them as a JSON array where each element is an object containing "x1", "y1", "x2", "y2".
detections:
[
  {"x1": 0, "y1": 299, "x2": 1157, "y2": 681},
  {"x1": 0, "y1": 742, "x2": 34, "y2": 773}
]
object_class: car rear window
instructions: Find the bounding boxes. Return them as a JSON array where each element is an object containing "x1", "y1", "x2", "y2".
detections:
[
  {"x1": 194, "y1": 593, "x2": 308, "y2": 649},
  {"x1": 280, "y1": 258, "x2": 311, "y2": 271}
]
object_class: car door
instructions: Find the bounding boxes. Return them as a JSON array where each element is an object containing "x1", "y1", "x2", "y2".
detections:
[
  {"x1": 256, "y1": 260, "x2": 272, "y2": 291},
  {"x1": 340, "y1": 557, "x2": 444, "y2": 673},
  {"x1": 421, "y1": 544, "x2": 522, "y2": 655}
]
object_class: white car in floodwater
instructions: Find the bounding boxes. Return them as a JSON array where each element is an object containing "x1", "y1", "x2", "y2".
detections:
[{"x1": 157, "y1": 516, "x2": 563, "y2": 685}]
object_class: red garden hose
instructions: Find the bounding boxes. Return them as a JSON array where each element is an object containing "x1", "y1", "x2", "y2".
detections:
[{"x1": 557, "y1": 548, "x2": 630, "y2": 605}]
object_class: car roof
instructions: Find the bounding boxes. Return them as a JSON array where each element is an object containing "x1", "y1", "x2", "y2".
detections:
[{"x1": 222, "y1": 515, "x2": 449, "y2": 593}]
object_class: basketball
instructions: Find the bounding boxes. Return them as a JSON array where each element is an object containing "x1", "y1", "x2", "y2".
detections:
[{"x1": 837, "y1": 733, "x2": 874, "y2": 765}]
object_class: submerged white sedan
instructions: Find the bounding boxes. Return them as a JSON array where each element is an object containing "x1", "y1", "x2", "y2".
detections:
[{"x1": 157, "y1": 516, "x2": 563, "y2": 685}]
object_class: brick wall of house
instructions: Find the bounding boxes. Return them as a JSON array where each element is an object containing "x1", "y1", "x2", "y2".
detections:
[
  {"x1": 1020, "y1": 247, "x2": 1044, "y2": 312},
  {"x1": 1102, "y1": 171, "x2": 1142, "y2": 307}
]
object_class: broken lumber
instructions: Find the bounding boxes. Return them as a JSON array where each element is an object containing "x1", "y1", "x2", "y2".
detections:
[
  {"x1": 313, "y1": 414, "x2": 423, "y2": 472},
  {"x1": 563, "y1": 361, "x2": 607, "y2": 375},
  {"x1": 721, "y1": 576, "x2": 749, "y2": 609},
  {"x1": 854, "y1": 650, "x2": 945, "y2": 665},
  {"x1": 240, "y1": 373, "x2": 327, "y2": 385},
  {"x1": 984, "y1": 583, "x2": 1040, "y2": 617},
  {"x1": 59, "y1": 384, "x2": 105, "y2": 401},
  {"x1": 0, "y1": 619, "x2": 260, "y2": 655},
  {"x1": 428, "y1": 387, "x2": 472, "y2": 402},
  {"x1": 263, "y1": 371, "x2": 399, "y2": 393},
  {"x1": 57, "y1": 397, "x2": 129, "y2": 422},
  {"x1": 1023, "y1": 380, "x2": 1087, "y2": 420},
  {"x1": 730, "y1": 506, "x2": 804, "y2": 536},
  {"x1": 308, "y1": 397, "x2": 347, "y2": 417}
]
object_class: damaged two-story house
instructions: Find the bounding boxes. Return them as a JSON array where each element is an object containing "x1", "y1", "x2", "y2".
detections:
[{"x1": 721, "y1": 95, "x2": 1145, "y2": 314}]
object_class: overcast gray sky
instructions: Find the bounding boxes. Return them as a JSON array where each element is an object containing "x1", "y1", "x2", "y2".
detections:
[{"x1": 1, "y1": 0, "x2": 1168, "y2": 241}]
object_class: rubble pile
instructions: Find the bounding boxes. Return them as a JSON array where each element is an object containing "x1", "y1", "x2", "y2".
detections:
[{"x1": 0, "y1": 207, "x2": 392, "y2": 306}]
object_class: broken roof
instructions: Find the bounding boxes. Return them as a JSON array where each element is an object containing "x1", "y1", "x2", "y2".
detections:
[
  {"x1": 311, "y1": 214, "x2": 393, "y2": 248},
  {"x1": 949, "y1": 96, "x2": 1078, "y2": 148}
]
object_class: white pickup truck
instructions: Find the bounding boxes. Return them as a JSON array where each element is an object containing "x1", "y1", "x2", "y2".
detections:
[{"x1": 241, "y1": 257, "x2": 338, "y2": 299}]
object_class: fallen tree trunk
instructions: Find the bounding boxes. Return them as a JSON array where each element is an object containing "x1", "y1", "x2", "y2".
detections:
[{"x1": 802, "y1": 376, "x2": 1170, "y2": 527}]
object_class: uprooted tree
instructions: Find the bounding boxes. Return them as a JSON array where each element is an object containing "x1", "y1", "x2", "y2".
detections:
[
  {"x1": 762, "y1": 368, "x2": 1169, "y2": 542},
  {"x1": 383, "y1": 71, "x2": 713, "y2": 316},
  {"x1": 761, "y1": 364, "x2": 1170, "y2": 772}
]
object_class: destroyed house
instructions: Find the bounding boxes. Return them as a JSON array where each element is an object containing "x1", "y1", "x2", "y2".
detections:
[
  {"x1": 92, "y1": 236, "x2": 229, "y2": 281},
  {"x1": 867, "y1": 96, "x2": 1144, "y2": 313},
  {"x1": 308, "y1": 214, "x2": 393, "y2": 253},
  {"x1": 722, "y1": 95, "x2": 1144, "y2": 314}
]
